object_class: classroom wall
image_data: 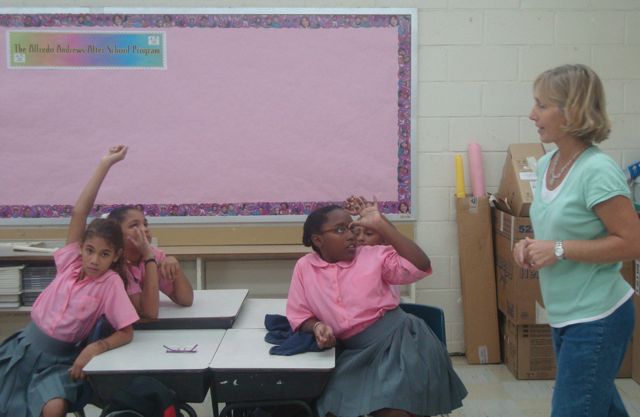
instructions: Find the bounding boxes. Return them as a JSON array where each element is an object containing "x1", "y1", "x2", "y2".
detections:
[
  {"x1": 413, "y1": 0, "x2": 640, "y2": 354},
  {"x1": 6, "y1": 0, "x2": 640, "y2": 353}
]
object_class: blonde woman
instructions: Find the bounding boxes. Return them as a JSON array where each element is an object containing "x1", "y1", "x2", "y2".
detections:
[{"x1": 514, "y1": 64, "x2": 640, "y2": 417}]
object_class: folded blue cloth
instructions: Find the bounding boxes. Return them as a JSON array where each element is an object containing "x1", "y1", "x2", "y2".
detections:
[{"x1": 264, "y1": 314, "x2": 323, "y2": 356}]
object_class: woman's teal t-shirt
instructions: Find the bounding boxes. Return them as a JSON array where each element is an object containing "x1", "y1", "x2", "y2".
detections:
[{"x1": 529, "y1": 146, "x2": 632, "y2": 327}]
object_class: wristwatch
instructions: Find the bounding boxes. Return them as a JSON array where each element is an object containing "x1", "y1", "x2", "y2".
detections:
[{"x1": 554, "y1": 241, "x2": 565, "y2": 261}]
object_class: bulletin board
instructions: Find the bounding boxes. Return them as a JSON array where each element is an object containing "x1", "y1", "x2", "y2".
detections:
[{"x1": 0, "y1": 8, "x2": 417, "y2": 224}]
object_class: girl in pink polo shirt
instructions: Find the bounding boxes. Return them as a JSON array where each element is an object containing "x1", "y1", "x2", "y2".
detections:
[
  {"x1": 107, "y1": 206, "x2": 194, "y2": 319},
  {"x1": 0, "y1": 146, "x2": 139, "y2": 417},
  {"x1": 287, "y1": 204, "x2": 467, "y2": 417}
]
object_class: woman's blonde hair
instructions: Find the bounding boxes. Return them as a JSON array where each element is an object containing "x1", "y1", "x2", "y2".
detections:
[{"x1": 533, "y1": 64, "x2": 610, "y2": 143}]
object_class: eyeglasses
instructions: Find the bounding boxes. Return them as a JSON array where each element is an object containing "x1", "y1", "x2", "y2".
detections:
[{"x1": 317, "y1": 225, "x2": 354, "y2": 235}]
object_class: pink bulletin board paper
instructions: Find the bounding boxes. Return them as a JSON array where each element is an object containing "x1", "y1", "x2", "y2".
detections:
[{"x1": 0, "y1": 13, "x2": 414, "y2": 221}]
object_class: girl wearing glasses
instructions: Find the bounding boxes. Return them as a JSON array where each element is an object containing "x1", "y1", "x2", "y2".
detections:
[{"x1": 286, "y1": 204, "x2": 467, "y2": 417}]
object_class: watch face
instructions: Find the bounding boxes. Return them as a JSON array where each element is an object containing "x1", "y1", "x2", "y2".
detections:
[{"x1": 554, "y1": 242, "x2": 564, "y2": 258}]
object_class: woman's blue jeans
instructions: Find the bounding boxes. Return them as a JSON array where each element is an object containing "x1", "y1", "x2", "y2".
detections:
[{"x1": 551, "y1": 297, "x2": 635, "y2": 417}]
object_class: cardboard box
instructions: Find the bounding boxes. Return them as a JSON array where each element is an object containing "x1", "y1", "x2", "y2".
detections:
[
  {"x1": 503, "y1": 315, "x2": 556, "y2": 380},
  {"x1": 495, "y1": 143, "x2": 545, "y2": 217},
  {"x1": 618, "y1": 340, "x2": 633, "y2": 379},
  {"x1": 502, "y1": 312, "x2": 632, "y2": 380},
  {"x1": 456, "y1": 196, "x2": 501, "y2": 364},
  {"x1": 493, "y1": 208, "x2": 545, "y2": 325},
  {"x1": 497, "y1": 242, "x2": 635, "y2": 375}
]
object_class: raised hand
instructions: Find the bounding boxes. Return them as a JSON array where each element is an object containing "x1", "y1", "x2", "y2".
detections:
[
  {"x1": 67, "y1": 145, "x2": 128, "y2": 244},
  {"x1": 350, "y1": 198, "x2": 385, "y2": 233},
  {"x1": 102, "y1": 145, "x2": 128, "y2": 166},
  {"x1": 344, "y1": 195, "x2": 375, "y2": 216}
]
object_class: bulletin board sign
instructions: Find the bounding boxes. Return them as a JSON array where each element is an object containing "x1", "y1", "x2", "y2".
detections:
[
  {"x1": 8, "y1": 31, "x2": 166, "y2": 68},
  {"x1": 0, "y1": 8, "x2": 417, "y2": 224}
]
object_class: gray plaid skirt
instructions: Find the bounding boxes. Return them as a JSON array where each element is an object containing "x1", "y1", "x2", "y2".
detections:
[
  {"x1": 0, "y1": 322, "x2": 84, "y2": 417},
  {"x1": 316, "y1": 308, "x2": 467, "y2": 417}
]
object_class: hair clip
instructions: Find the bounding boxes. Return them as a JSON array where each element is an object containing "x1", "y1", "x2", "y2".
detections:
[{"x1": 163, "y1": 344, "x2": 198, "y2": 353}]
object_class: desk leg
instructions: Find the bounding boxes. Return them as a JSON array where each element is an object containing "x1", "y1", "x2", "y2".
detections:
[
  {"x1": 210, "y1": 387, "x2": 219, "y2": 417},
  {"x1": 196, "y1": 256, "x2": 204, "y2": 290}
]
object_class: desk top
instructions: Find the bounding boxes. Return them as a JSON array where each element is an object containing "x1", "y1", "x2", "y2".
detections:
[
  {"x1": 84, "y1": 329, "x2": 226, "y2": 374},
  {"x1": 159, "y1": 289, "x2": 248, "y2": 320},
  {"x1": 233, "y1": 298, "x2": 286, "y2": 329},
  {"x1": 210, "y1": 329, "x2": 334, "y2": 371},
  {"x1": 0, "y1": 241, "x2": 61, "y2": 261},
  {"x1": 136, "y1": 289, "x2": 248, "y2": 330}
]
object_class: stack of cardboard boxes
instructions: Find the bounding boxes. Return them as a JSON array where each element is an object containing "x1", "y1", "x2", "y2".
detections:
[
  {"x1": 494, "y1": 144, "x2": 636, "y2": 380},
  {"x1": 494, "y1": 143, "x2": 556, "y2": 379}
]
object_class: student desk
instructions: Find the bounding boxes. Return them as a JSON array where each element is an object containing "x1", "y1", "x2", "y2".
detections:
[
  {"x1": 232, "y1": 298, "x2": 286, "y2": 329},
  {"x1": 85, "y1": 328, "x2": 334, "y2": 417},
  {"x1": 84, "y1": 329, "x2": 225, "y2": 405},
  {"x1": 0, "y1": 241, "x2": 60, "y2": 260},
  {"x1": 210, "y1": 328, "x2": 335, "y2": 417},
  {"x1": 135, "y1": 289, "x2": 248, "y2": 330}
]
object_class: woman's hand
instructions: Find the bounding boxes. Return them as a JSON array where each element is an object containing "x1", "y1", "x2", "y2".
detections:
[
  {"x1": 313, "y1": 322, "x2": 336, "y2": 349},
  {"x1": 513, "y1": 238, "x2": 531, "y2": 268},
  {"x1": 516, "y1": 237, "x2": 557, "y2": 270}
]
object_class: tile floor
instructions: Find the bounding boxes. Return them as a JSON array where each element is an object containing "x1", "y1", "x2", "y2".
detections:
[{"x1": 83, "y1": 356, "x2": 640, "y2": 417}]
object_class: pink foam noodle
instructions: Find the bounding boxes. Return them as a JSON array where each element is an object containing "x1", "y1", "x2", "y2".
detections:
[{"x1": 467, "y1": 142, "x2": 486, "y2": 198}]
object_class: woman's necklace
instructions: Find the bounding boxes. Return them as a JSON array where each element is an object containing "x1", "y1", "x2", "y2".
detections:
[{"x1": 549, "y1": 147, "x2": 587, "y2": 187}]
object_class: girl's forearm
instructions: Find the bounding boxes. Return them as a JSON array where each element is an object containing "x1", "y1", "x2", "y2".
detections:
[
  {"x1": 73, "y1": 160, "x2": 112, "y2": 217},
  {"x1": 170, "y1": 273, "x2": 194, "y2": 306},
  {"x1": 97, "y1": 326, "x2": 134, "y2": 352},
  {"x1": 139, "y1": 262, "x2": 160, "y2": 319},
  {"x1": 378, "y1": 221, "x2": 431, "y2": 271},
  {"x1": 67, "y1": 160, "x2": 114, "y2": 243}
]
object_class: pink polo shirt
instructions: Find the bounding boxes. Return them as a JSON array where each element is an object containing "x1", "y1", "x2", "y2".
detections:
[
  {"x1": 286, "y1": 245, "x2": 431, "y2": 339},
  {"x1": 31, "y1": 242, "x2": 139, "y2": 343},
  {"x1": 125, "y1": 247, "x2": 174, "y2": 297}
]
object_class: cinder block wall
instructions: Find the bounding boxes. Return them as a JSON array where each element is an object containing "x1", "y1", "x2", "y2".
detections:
[{"x1": 7, "y1": 0, "x2": 640, "y2": 353}]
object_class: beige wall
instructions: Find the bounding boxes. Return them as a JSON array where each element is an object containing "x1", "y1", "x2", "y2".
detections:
[{"x1": 3, "y1": 0, "x2": 640, "y2": 353}]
